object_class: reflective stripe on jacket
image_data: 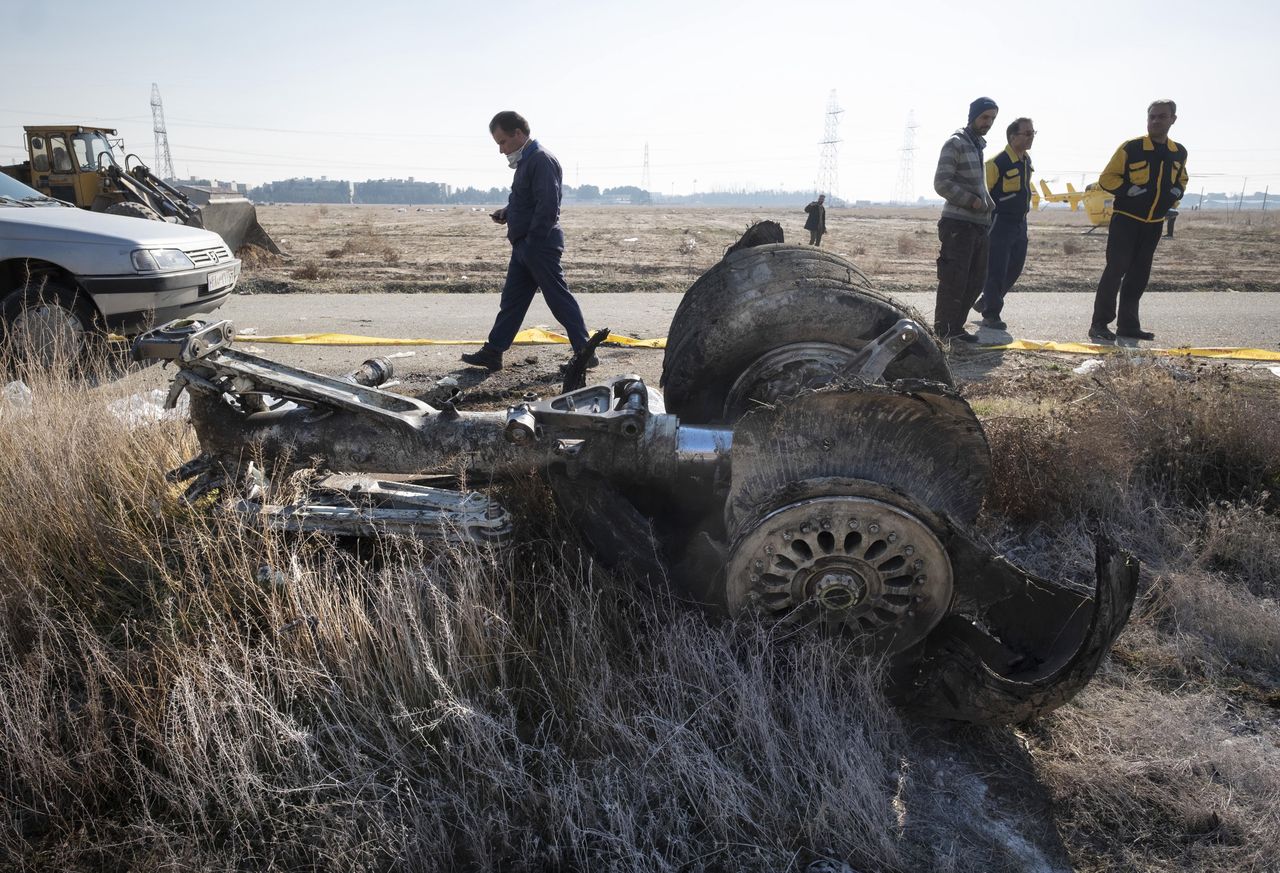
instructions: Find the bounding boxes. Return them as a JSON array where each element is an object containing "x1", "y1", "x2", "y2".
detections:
[{"x1": 1099, "y1": 136, "x2": 1189, "y2": 223}]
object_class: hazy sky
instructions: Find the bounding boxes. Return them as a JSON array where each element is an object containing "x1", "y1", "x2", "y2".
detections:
[{"x1": 3, "y1": 0, "x2": 1277, "y2": 200}]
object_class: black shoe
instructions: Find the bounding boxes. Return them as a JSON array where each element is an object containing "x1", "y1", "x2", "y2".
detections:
[
  {"x1": 1088, "y1": 324, "x2": 1116, "y2": 342},
  {"x1": 943, "y1": 330, "x2": 979, "y2": 344},
  {"x1": 460, "y1": 346, "x2": 503, "y2": 370},
  {"x1": 980, "y1": 316, "x2": 1007, "y2": 330},
  {"x1": 1116, "y1": 327, "x2": 1155, "y2": 341}
]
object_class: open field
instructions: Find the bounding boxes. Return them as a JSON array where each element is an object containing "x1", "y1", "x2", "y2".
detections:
[
  {"x1": 241, "y1": 204, "x2": 1280, "y2": 297},
  {"x1": 2, "y1": 208, "x2": 1280, "y2": 871}
]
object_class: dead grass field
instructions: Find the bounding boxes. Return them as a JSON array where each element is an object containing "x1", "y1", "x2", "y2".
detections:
[
  {"x1": 3, "y1": 207, "x2": 1280, "y2": 870},
  {"x1": 242, "y1": 204, "x2": 1280, "y2": 297}
]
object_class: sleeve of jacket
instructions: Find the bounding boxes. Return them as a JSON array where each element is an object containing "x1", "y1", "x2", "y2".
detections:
[
  {"x1": 984, "y1": 157, "x2": 998, "y2": 193},
  {"x1": 933, "y1": 139, "x2": 969, "y2": 206},
  {"x1": 528, "y1": 154, "x2": 561, "y2": 239},
  {"x1": 1098, "y1": 143, "x2": 1128, "y2": 194}
]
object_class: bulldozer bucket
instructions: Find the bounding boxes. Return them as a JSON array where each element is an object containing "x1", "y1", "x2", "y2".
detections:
[{"x1": 181, "y1": 188, "x2": 282, "y2": 254}]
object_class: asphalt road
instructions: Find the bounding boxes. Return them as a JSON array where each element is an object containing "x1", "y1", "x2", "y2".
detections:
[{"x1": 209, "y1": 291, "x2": 1280, "y2": 377}]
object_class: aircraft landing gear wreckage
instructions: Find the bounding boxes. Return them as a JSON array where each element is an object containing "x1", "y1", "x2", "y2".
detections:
[{"x1": 135, "y1": 229, "x2": 1138, "y2": 725}]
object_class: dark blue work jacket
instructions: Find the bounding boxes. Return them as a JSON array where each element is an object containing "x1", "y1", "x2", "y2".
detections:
[{"x1": 504, "y1": 139, "x2": 565, "y2": 249}]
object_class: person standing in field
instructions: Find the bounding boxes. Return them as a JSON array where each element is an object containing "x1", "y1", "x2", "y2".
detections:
[
  {"x1": 804, "y1": 194, "x2": 827, "y2": 245},
  {"x1": 1088, "y1": 100, "x2": 1188, "y2": 342},
  {"x1": 932, "y1": 97, "x2": 999, "y2": 343},
  {"x1": 461, "y1": 110, "x2": 593, "y2": 371},
  {"x1": 973, "y1": 117, "x2": 1037, "y2": 331}
]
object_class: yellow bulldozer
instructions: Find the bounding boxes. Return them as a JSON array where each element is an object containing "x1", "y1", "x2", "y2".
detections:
[{"x1": 1, "y1": 125, "x2": 281, "y2": 253}]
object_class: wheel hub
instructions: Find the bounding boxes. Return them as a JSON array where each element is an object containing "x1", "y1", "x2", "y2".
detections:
[
  {"x1": 9, "y1": 303, "x2": 85, "y2": 363},
  {"x1": 726, "y1": 495, "x2": 953, "y2": 654}
]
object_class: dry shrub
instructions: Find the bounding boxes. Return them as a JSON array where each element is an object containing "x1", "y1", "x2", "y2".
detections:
[
  {"x1": 1193, "y1": 499, "x2": 1280, "y2": 597},
  {"x1": 1033, "y1": 683, "x2": 1280, "y2": 872},
  {"x1": 895, "y1": 233, "x2": 918, "y2": 255},
  {"x1": 982, "y1": 360, "x2": 1280, "y2": 527},
  {"x1": 1149, "y1": 570, "x2": 1280, "y2": 670},
  {"x1": 290, "y1": 261, "x2": 331, "y2": 280},
  {"x1": 1063, "y1": 238, "x2": 1085, "y2": 255},
  {"x1": 327, "y1": 227, "x2": 398, "y2": 262}
]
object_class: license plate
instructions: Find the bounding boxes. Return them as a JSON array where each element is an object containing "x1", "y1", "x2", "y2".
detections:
[{"x1": 208, "y1": 265, "x2": 238, "y2": 292}]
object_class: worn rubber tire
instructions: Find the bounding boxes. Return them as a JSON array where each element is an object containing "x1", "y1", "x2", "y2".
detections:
[
  {"x1": 0, "y1": 280, "x2": 101, "y2": 366},
  {"x1": 104, "y1": 201, "x2": 162, "y2": 221},
  {"x1": 660, "y1": 243, "x2": 951, "y2": 424}
]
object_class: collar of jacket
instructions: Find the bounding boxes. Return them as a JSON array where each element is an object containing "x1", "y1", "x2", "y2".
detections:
[
  {"x1": 1002, "y1": 143, "x2": 1032, "y2": 165},
  {"x1": 1139, "y1": 135, "x2": 1180, "y2": 151},
  {"x1": 512, "y1": 138, "x2": 541, "y2": 166}
]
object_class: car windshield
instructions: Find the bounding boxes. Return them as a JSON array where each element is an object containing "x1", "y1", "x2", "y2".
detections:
[{"x1": 0, "y1": 171, "x2": 62, "y2": 206}]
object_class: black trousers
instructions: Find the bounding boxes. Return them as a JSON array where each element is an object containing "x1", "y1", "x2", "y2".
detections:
[
  {"x1": 934, "y1": 217, "x2": 990, "y2": 336},
  {"x1": 487, "y1": 236, "x2": 589, "y2": 353},
  {"x1": 1092, "y1": 213, "x2": 1163, "y2": 331}
]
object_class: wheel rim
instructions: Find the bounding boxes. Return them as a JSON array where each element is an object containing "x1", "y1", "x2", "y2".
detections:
[
  {"x1": 725, "y1": 495, "x2": 953, "y2": 653},
  {"x1": 9, "y1": 302, "x2": 85, "y2": 362},
  {"x1": 722, "y1": 341, "x2": 861, "y2": 420}
]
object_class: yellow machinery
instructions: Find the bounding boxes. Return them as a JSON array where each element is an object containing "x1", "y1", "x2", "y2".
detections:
[
  {"x1": 1, "y1": 125, "x2": 280, "y2": 253},
  {"x1": 1038, "y1": 179, "x2": 1113, "y2": 232}
]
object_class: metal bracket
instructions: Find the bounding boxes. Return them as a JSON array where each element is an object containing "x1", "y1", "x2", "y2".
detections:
[{"x1": 841, "y1": 318, "x2": 923, "y2": 382}]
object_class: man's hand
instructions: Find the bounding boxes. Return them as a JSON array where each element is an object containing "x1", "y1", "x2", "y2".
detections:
[
  {"x1": 1126, "y1": 185, "x2": 1146, "y2": 197},
  {"x1": 970, "y1": 194, "x2": 984, "y2": 210},
  {"x1": 490, "y1": 207, "x2": 507, "y2": 224}
]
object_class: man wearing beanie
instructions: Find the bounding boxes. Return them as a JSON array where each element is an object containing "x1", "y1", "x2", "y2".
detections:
[{"x1": 931, "y1": 96, "x2": 999, "y2": 343}]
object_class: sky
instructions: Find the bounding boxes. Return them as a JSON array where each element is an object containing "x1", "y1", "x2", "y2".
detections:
[{"x1": 3, "y1": 0, "x2": 1278, "y2": 202}]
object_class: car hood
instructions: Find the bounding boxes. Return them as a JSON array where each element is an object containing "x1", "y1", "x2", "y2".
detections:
[{"x1": 0, "y1": 207, "x2": 227, "y2": 249}]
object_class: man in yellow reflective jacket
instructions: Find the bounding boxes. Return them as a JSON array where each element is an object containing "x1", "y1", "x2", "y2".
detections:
[{"x1": 1088, "y1": 100, "x2": 1188, "y2": 342}]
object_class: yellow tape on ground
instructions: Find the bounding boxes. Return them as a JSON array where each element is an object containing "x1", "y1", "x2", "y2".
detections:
[
  {"x1": 249, "y1": 327, "x2": 667, "y2": 349},
  {"x1": 242, "y1": 330, "x2": 1277, "y2": 362},
  {"x1": 981, "y1": 339, "x2": 1280, "y2": 362}
]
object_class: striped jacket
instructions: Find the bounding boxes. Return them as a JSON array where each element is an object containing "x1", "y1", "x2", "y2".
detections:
[{"x1": 934, "y1": 128, "x2": 996, "y2": 226}]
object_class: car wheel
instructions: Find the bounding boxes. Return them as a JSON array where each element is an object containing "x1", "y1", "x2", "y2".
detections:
[{"x1": 0, "y1": 281, "x2": 100, "y2": 366}]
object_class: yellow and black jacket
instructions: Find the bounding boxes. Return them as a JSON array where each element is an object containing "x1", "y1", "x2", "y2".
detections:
[
  {"x1": 1099, "y1": 136, "x2": 1188, "y2": 223},
  {"x1": 984, "y1": 145, "x2": 1035, "y2": 218}
]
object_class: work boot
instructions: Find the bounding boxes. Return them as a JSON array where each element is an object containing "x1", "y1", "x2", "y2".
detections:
[
  {"x1": 980, "y1": 316, "x2": 1007, "y2": 330},
  {"x1": 1116, "y1": 327, "x2": 1155, "y2": 341},
  {"x1": 942, "y1": 330, "x2": 979, "y2": 344},
  {"x1": 1088, "y1": 324, "x2": 1116, "y2": 342},
  {"x1": 460, "y1": 345, "x2": 503, "y2": 370}
]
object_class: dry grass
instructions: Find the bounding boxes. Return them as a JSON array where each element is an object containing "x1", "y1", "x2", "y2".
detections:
[{"x1": 2, "y1": 343, "x2": 1278, "y2": 871}]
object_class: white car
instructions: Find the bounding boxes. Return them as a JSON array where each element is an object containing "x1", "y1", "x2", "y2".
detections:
[{"x1": 1, "y1": 171, "x2": 240, "y2": 358}]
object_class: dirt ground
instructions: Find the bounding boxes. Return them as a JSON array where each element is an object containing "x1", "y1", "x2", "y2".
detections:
[{"x1": 242, "y1": 203, "x2": 1280, "y2": 298}]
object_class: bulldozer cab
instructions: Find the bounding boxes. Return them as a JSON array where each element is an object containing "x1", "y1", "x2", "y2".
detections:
[{"x1": 22, "y1": 126, "x2": 122, "y2": 208}]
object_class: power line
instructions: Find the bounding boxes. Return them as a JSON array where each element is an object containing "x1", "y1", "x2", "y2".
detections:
[{"x1": 893, "y1": 111, "x2": 919, "y2": 205}]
